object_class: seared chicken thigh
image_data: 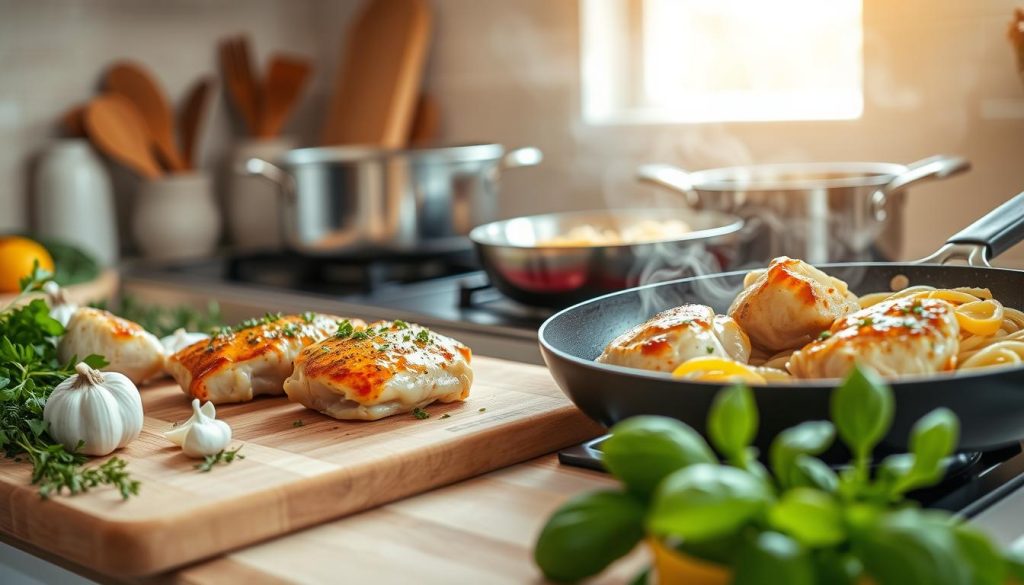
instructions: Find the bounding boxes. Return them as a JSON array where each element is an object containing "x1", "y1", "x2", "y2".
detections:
[
  {"x1": 788, "y1": 297, "x2": 960, "y2": 379},
  {"x1": 58, "y1": 308, "x2": 165, "y2": 384},
  {"x1": 284, "y1": 321, "x2": 473, "y2": 421},
  {"x1": 597, "y1": 304, "x2": 751, "y2": 372},
  {"x1": 728, "y1": 257, "x2": 860, "y2": 352},
  {"x1": 166, "y1": 313, "x2": 357, "y2": 404}
]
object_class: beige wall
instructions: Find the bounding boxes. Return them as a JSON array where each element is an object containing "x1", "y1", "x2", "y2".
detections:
[{"x1": 2, "y1": 0, "x2": 1024, "y2": 262}]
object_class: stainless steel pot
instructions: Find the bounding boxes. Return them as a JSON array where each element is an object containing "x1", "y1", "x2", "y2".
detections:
[
  {"x1": 242, "y1": 143, "x2": 542, "y2": 255},
  {"x1": 469, "y1": 208, "x2": 744, "y2": 307},
  {"x1": 636, "y1": 155, "x2": 970, "y2": 264}
]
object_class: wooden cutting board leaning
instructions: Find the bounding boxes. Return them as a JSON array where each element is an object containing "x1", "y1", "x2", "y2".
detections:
[{"x1": 0, "y1": 356, "x2": 604, "y2": 577}]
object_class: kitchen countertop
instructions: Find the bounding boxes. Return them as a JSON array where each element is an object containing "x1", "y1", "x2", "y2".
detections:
[{"x1": 0, "y1": 455, "x2": 645, "y2": 584}]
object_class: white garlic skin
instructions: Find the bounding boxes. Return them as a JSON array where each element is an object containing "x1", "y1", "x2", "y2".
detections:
[
  {"x1": 43, "y1": 281, "x2": 78, "y2": 327},
  {"x1": 43, "y1": 363, "x2": 143, "y2": 456},
  {"x1": 179, "y1": 398, "x2": 232, "y2": 458},
  {"x1": 160, "y1": 328, "x2": 210, "y2": 355},
  {"x1": 164, "y1": 400, "x2": 217, "y2": 446}
]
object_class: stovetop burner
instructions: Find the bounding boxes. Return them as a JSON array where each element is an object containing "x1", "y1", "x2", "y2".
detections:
[{"x1": 559, "y1": 437, "x2": 1024, "y2": 516}]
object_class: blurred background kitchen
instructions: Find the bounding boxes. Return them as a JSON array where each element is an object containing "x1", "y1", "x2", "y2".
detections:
[{"x1": 2, "y1": 0, "x2": 1024, "y2": 361}]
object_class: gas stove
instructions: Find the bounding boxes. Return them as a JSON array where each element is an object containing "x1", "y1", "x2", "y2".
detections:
[{"x1": 121, "y1": 250, "x2": 554, "y2": 363}]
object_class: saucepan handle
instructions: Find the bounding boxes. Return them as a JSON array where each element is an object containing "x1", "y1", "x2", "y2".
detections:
[
  {"x1": 871, "y1": 155, "x2": 970, "y2": 221},
  {"x1": 635, "y1": 164, "x2": 701, "y2": 208},
  {"x1": 501, "y1": 147, "x2": 543, "y2": 169},
  {"x1": 918, "y1": 190, "x2": 1024, "y2": 267},
  {"x1": 239, "y1": 158, "x2": 297, "y2": 201}
]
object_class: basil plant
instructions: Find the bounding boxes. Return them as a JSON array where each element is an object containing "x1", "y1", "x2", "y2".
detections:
[{"x1": 534, "y1": 365, "x2": 1024, "y2": 585}]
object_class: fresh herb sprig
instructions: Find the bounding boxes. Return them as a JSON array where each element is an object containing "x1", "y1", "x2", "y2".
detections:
[
  {"x1": 93, "y1": 295, "x2": 223, "y2": 338},
  {"x1": 534, "y1": 365, "x2": 1024, "y2": 584},
  {"x1": 0, "y1": 264, "x2": 139, "y2": 499},
  {"x1": 194, "y1": 447, "x2": 245, "y2": 472}
]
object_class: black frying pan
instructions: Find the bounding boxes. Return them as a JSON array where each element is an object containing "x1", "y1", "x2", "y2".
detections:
[{"x1": 539, "y1": 192, "x2": 1024, "y2": 452}]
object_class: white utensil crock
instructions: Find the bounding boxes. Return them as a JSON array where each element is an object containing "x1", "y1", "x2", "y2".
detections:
[
  {"x1": 34, "y1": 139, "x2": 119, "y2": 265},
  {"x1": 133, "y1": 173, "x2": 220, "y2": 260},
  {"x1": 227, "y1": 137, "x2": 296, "y2": 250}
]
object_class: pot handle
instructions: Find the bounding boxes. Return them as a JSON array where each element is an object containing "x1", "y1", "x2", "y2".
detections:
[
  {"x1": 501, "y1": 147, "x2": 543, "y2": 169},
  {"x1": 635, "y1": 164, "x2": 702, "y2": 208},
  {"x1": 871, "y1": 155, "x2": 970, "y2": 221},
  {"x1": 918, "y1": 190, "x2": 1024, "y2": 267},
  {"x1": 238, "y1": 158, "x2": 297, "y2": 201}
]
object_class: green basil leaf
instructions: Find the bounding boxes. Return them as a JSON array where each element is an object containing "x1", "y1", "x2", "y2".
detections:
[
  {"x1": 648, "y1": 464, "x2": 771, "y2": 541},
  {"x1": 732, "y1": 532, "x2": 814, "y2": 585},
  {"x1": 881, "y1": 409, "x2": 960, "y2": 496},
  {"x1": 769, "y1": 420, "x2": 835, "y2": 489},
  {"x1": 831, "y1": 365, "x2": 893, "y2": 461},
  {"x1": 852, "y1": 509, "x2": 972, "y2": 585},
  {"x1": 534, "y1": 490, "x2": 646, "y2": 582},
  {"x1": 811, "y1": 549, "x2": 862, "y2": 585},
  {"x1": 768, "y1": 487, "x2": 845, "y2": 547},
  {"x1": 602, "y1": 416, "x2": 715, "y2": 497},
  {"x1": 707, "y1": 384, "x2": 758, "y2": 462},
  {"x1": 952, "y1": 524, "x2": 1006, "y2": 585},
  {"x1": 792, "y1": 455, "x2": 839, "y2": 493}
]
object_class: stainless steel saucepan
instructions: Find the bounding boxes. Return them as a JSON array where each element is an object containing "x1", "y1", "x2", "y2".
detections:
[
  {"x1": 469, "y1": 208, "x2": 744, "y2": 307},
  {"x1": 242, "y1": 143, "x2": 542, "y2": 255},
  {"x1": 637, "y1": 155, "x2": 970, "y2": 264}
]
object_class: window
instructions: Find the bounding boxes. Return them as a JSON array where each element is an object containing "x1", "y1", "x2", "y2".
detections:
[{"x1": 580, "y1": 0, "x2": 864, "y2": 124}]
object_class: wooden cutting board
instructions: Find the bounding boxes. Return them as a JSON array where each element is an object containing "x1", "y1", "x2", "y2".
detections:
[{"x1": 0, "y1": 356, "x2": 603, "y2": 577}]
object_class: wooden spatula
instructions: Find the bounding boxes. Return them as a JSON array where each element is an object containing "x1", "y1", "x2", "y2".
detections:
[
  {"x1": 105, "y1": 61, "x2": 185, "y2": 172},
  {"x1": 259, "y1": 54, "x2": 311, "y2": 138},
  {"x1": 83, "y1": 94, "x2": 162, "y2": 179},
  {"x1": 321, "y1": 0, "x2": 432, "y2": 147},
  {"x1": 179, "y1": 77, "x2": 214, "y2": 169},
  {"x1": 219, "y1": 36, "x2": 260, "y2": 137},
  {"x1": 60, "y1": 105, "x2": 88, "y2": 138},
  {"x1": 408, "y1": 92, "x2": 440, "y2": 146}
]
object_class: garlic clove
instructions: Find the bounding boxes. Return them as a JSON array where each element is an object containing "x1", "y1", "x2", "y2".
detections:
[
  {"x1": 160, "y1": 328, "x2": 210, "y2": 355},
  {"x1": 180, "y1": 397, "x2": 233, "y2": 458},
  {"x1": 164, "y1": 398, "x2": 217, "y2": 446},
  {"x1": 43, "y1": 281, "x2": 79, "y2": 327}
]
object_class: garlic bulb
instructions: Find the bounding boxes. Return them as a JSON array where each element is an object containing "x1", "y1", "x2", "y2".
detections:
[
  {"x1": 43, "y1": 281, "x2": 78, "y2": 327},
  {"x1": 165, "y1": 398, "x2": 232, "y2": 458},
  {"x1": 160, "y1": 328, "x2": 210, "y2": 355},
  {"x1": 43, "y1": 362, "x2": 144, "y2": 456}
]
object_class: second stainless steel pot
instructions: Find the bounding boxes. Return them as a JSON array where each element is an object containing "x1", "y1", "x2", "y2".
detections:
[
  {"x1": 637, "y1": 155, "x2": 970, "y2": 264},
  {"x1": 243, "y1": 143, "x2": 542, "y2": 255}
]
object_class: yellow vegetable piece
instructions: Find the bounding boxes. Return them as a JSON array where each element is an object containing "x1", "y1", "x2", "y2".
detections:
[
  {"x1": 672, "y1": 357, "x2": 767, "y2": 385},
  {"x1": 0, "y1": 236, "x2": 54, "y2": 293},
  {"x1": 955, "y1": 299, "x2": 1004, "y2": 337}
]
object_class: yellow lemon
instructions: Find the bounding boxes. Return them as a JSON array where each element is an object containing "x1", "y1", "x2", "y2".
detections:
[{"x1": 0, "y1": 236, "x2": 55, "y2": 293}]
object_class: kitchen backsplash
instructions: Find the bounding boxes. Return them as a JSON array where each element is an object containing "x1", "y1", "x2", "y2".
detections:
[{"x1": 2, "y1": 0, "x2": 1024, "y2": 261}]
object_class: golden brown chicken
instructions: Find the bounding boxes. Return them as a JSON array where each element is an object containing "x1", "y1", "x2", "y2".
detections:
[
  {"x1": 788, "y1": 297, "x2": 960, "y2": 379},
  {"x1": 728, "y1": 257, "x2": 860, "y2": 353},
  {"x1": 166, "y1": 313, "x2": 358, "y2": 404},
  {"x1": 58, "y1": 307, "x2": 165, "y2": 384},
  {"x1": 597, "y1": 304, "x2": 750, "y2": 372},
  {"x1": 283, "y1": 320, "x2": 473, "y2": 421}
]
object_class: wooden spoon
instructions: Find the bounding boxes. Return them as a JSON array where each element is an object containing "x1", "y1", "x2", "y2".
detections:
[
  {"x1": 219, "y1": 36, "x2": 260, "y2": 137},
  {"x1": 105, "y1": 61, "x2": 186, "y2": 172},
  {"x1": 178, "y1": 77, "x2": 214, "y2": 169},
  {"x1": 407, "y1": 92, "x2": 440, "y2": 146},
  {"x1": 60, "y1": 105, "x2": 87, "y2": 138},
  {"x1": 259, "y1": 54, "x2": 311, "y2": 138},
  {"x1": 83, "y1": 94, "x2": 162, "y2": 179}
]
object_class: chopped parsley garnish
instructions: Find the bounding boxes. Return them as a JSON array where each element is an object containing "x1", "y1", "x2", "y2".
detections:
[
  {"x1": 321, "y1": 346, "x2": 331, "y2": 352},
  {"x1": 263, "y1": 312, "x2": 282, "y2": 324},
  {"x1": 402, "y1": 334, "x2": 412, "y2": 342},
  {"x1": 912, "y1": 304, "x2": 925, "y2": 315},
  {"x1": 194, "y1": 447, "x2": 245, "y2": 473},
  {"x1": 705, "y1": 346, "x2": 714, "y2": 354},
  {"x1": 415, "y1": 330, "x2": 431, "y2": 344},
  {"x1": 818, "y1": 331, "x2": 832, "y2": 340},
  {"x1": 394, "y1": 320, "x2": 410, "y2": 330},
  {"x1": 352, "y1": 331, "x2": 370, "y2": 341},
  {"x1": 302, "y1": 312, "x2": 315, "y2": 323},
  {"x1": 281, "y1": 323, "x2": 298, "y2": 338},
  {"x1": 478, "y1": 407, "x2": 487, "y2": 413},
  {"x1": 376, "y1": 343, "x2": 391, "y2": 352},
  {"x1": 293, "y1": 420, "x2": 305, "y2": 428},
  {"x1": 335, "y1": 320, "x2": 354, "y2": 338},
  {"x1": 858, "y1": 317, "x2": 874, "y2": 328},
  {"x1": 439, "y1": 413, "x2": 451, "y2": 420},
  {"x1": 412, "y1": 408, "x2": 430, "y2": 420}
]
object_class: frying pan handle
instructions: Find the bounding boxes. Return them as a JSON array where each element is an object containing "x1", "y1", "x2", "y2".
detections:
[
  {"x1": 501, "y1": 147, "x2": 543, "y2": 169},
  {"x1": 239, "y1": 158, "x2": 296, "y2": 201},
  {"x1": 918, "y1": 190, "x2": 1024, "y2": 266},
  {"x1": 871, "y1": 155, "x2": 970, "y2": 222},
  {"x1": 636, "y1": 164, "x2": 701, "y2": 208}
]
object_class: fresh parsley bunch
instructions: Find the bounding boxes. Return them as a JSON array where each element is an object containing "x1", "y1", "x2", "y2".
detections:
[
  {"x1": 534, "y1": 365, "x2": 1024, "y2": 584},
  {"x1": 0, "y1": 265, "x2": 138, "y2": 499}
]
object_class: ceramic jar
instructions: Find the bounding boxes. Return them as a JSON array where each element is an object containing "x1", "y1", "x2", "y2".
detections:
[
  {"x1": 132, "y1": 173, "x2": 220, "y2": 260},
  {"x1": 34, "y1": 139, "x2": 119, "y2": 265}
]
